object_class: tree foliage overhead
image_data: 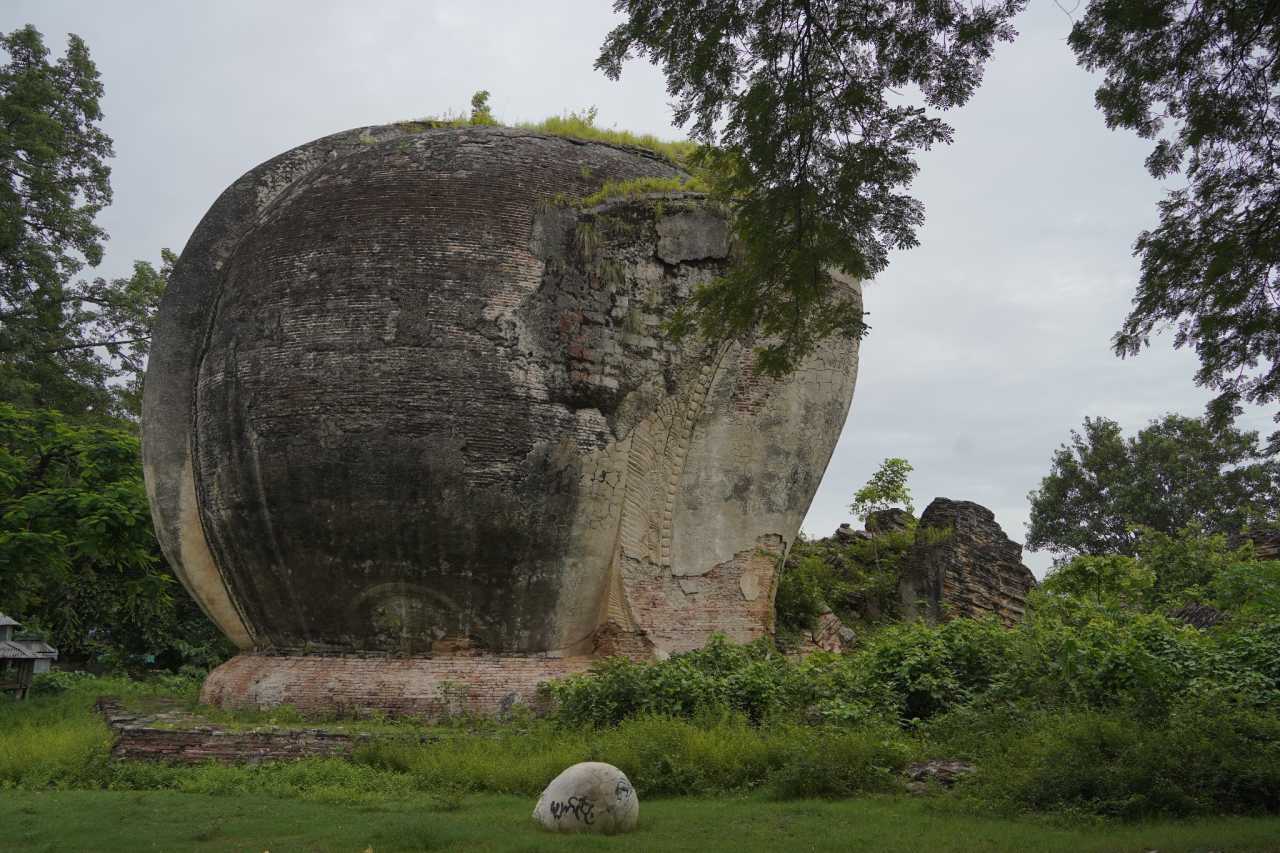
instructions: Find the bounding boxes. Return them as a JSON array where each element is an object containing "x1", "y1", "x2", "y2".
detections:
[
  {"x1": 0, "y1": 25, "x2": 163, "y2": 421},
  {"x1": 597, "y1": 0, "x2": 1025, "y2": 375},
  {"x1": 1069, "y1": 0, "x2": 1280, "y2": 443},
  {"x1": 0, "y1": 25, "x2": 110, "y2": 306},
  {"x1": 1027, "y1": 413, "x2": 1280, "y2": 558}
]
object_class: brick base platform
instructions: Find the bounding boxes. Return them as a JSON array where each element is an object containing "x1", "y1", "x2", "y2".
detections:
[
  {"x1": 201, "y1": 653, "x2": 596, "y2": 718},
  {"x1": 96, "y1": 698, "x2": 368, "y2": 763}
]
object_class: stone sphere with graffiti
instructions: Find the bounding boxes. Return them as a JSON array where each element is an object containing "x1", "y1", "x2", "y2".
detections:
[{"x1": 533, "y1": 762, "x2": 639, "y2": 834}]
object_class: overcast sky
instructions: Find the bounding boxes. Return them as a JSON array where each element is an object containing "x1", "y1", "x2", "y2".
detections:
[{"x1": 6, "y1": 0, "x2": 1273, "y2": 577}]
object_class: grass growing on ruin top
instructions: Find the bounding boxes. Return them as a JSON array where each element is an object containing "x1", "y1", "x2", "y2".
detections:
[
  {"x1": 393, "y1": 94, "x2": 708, "y2": 209},
  {"x1": 538, "y1": 175, "x2": 713, "y2": 210},
  {"x1": 395, "y1": 111, "x2": 700, "y2": 172},
  {"x1": 578, "y1": 175, "x2": 711, "y2": 206},
  {"x1": 396, "y1": 92, "x2": 699, "y2": 165},
  {"x1": 517, "y1": 112, "x2": 698, "y2": 165}
]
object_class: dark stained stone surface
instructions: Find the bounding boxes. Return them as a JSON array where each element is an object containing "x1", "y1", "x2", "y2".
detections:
[
  {"x1": 185, "y1": 130, "x2": 683, "y2": 655},
  {"x1": 1172, "y1": 601, "x2": 1225, "y2": 629},
  {"x1": 865, "y1": 508, "x2": 914, "y2": 535},
  {"x1": 144, "y1": 124, "x2": 861, "y2": 668}
]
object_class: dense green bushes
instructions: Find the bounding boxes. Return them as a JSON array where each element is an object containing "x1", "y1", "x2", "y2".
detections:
[
  {"x1": 5, "y1": 523, "x2": 1279, "y2": 820},
  {"x1": 549, "y1": 606, "x2": 1278, "y2": 731},
  {"x1": 0, "y1": 405, "x2": 234, "y2": 672},
  {"x1": 775, "y1": 526, "x2": 914, "y2": 636},
  {"x1": 545, "y1": 573, "x2": 1280, "y2": 818},
  {"x1": 953, "y1": 699, "x2": 1280, "y2": 818},
  {"x1": 5, "y1": 610, "x2": 1280, "y2": 818},
  {"x1": 555, "y1": 608, "x2": 1280, "y2": 728}
]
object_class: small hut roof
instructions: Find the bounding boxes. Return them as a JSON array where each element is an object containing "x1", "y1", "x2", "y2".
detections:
[
  {"x1": 0, "y1": 613, "x2": 20, "y2": 628},
  {"x1": 0, "y1": 639, "x2": 57, "y2": 660}
]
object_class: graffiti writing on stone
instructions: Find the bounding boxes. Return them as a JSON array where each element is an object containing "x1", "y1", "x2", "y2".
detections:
[
  {"x1": 615, "y1": 779, "x2": 633, "y2": 802},
  {"x1": 549, "y1": 796, "x2": 595, "y2": 825}
]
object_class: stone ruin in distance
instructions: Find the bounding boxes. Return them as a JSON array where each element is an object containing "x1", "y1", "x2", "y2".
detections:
[{"x1": 142, "y1": 124, "x2": 860, "y2": 715}]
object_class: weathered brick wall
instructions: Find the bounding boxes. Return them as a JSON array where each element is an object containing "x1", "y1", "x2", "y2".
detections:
[
  {"x1": 898, "y1": 498, "x2": 1037, "y2": 626},
  {"x1": 201, "y1": 654, "x2": 594, "y2": 717},
  {"x1": 96, "y1": 698, "x2": 363, "y2": 763},
  {"x1": 617, "y1": 535, "x2": 783, "y2": 656},
  {"x1": 110, "y1": 723, "x2": 360, "y2": 764}
]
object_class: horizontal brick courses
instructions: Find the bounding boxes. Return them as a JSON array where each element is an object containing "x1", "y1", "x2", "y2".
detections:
[{"x1": 201, "y1": 654, "x2": 594, "y2": 718}]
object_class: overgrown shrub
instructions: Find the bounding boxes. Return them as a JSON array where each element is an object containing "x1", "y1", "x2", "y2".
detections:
[
  {"x1": 1138, "y1": 526, "x2": 1250, "y2": 609},
  {"x1": 994, "y1": 604, "x2": 1208, "y2": 715},
  {"x1": 775, "y1": 553, "x2": 841, "y2": 634},
  {"x1": 857, "y1": 618, "x2": 1013, "y2": 723},
  {"x1": 548, "y1": 637, "x2": 799, "y2": 726},
  {"x1": 952, "y1": 698, "x2": 1280, "y2": 818},
  {"x1": 551, "y1": 621, "x2": 1020, "y2": 728},
  {"x1": 356, "y1": 712, "x2": 912, "y2": 798},
  {"x1": 1213, "y1": 560, "x2": 1280, "y2": 622},
  {"x1": 1194, "y1": 616, "x2": 1280, "y2": 707},
  {"x1": 29, "y1": 669, "x2": 100, "y2": 696},
  {"x1": 767, "y1": 722, "x2": 910, "y2": 798},
  {"x1": 775, "y1": 526, "x2": 915, "y2": 640},
  {"x1": 0, "y1": 404, "x2": 236, "y2": 673}
]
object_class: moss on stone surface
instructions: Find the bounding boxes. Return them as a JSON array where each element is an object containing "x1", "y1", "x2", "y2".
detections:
[{"x1": 580, "y1": 176, "x2": 710, "y2": 207}]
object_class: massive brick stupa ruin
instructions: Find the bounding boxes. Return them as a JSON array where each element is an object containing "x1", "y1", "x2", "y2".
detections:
[{"x1": 142, "y1": 124, "x2": 860, "y2": 715}]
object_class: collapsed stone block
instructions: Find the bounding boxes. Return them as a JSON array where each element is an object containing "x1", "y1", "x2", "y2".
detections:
[{"x1": 897, "y1": 498, "x2": 1036, "y2": 626}]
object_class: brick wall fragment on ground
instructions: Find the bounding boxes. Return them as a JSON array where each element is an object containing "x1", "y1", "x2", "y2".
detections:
[{"x1": 95, "y1": 698, "x2": 369, "y2": 764}]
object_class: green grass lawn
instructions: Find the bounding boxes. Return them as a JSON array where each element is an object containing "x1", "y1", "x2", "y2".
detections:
[{"x1": 2, "y1": 791, "x2": 1279, "y2": 853}]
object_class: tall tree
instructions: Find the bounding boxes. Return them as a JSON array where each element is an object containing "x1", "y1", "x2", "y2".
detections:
[
  {"x1": 1027, "y1": 413, "x2": 1280, "y2": 558},
  {"x1": 0, "y1": 27, "x2": 207, "y2": 668},
  {"x1": 850, "y1": 456, "x2": 914, "y2": 521},
  {"x1": 597, "y1": 0, "x2": 1025, "y2": 375},
  {"x1": 0, "y1": 404, "x2": 232, "y2": 668},
  {"x1": 0, "y1": 25, "x2": 162, "y2": 421},
  {"x1": 1069, "y1": 0, "x2": 1280, "y2": 445},
  {"x1": 0, "y1": 253, "x2": 168, "y2": 420}
]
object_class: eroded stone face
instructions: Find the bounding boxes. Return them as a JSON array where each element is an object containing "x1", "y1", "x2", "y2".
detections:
[
  {"x1": 897, "y1": 498, "x2": 1037, "y2": 626},
  {"x1": 143, "y1": 125, "x2": 860, "y2": 662}
]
